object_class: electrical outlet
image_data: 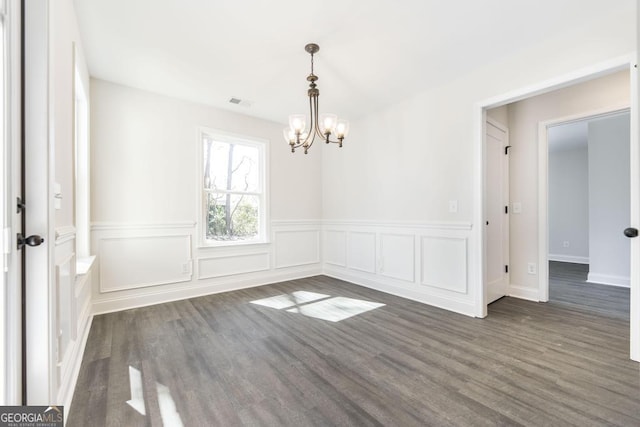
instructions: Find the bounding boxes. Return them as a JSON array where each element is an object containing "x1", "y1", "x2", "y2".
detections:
[
  {"x1": 182, "y1": 262, "x2": 190, "y2": 274},
  {"x1": 563, "y1": 241, "x2": 570, "y2": 248},
  {"x1": 527, "y1": 263, "x2": 537, "y2": 275},
  {"x1": 448, "y1": 200, "x2": 458, "y2": 213}
]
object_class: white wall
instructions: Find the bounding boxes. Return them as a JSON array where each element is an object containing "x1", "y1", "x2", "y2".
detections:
[
  {"x1": 90, "y1": 79, "x2": 323, "y2": 313},
  {"x1": 321, "y1": 3, "x2": 634, "y2": 315},
  {"x1": 507, "y1": 71, "x2": 630, "y2": 297},
  {"x1": 588, "y1": 112, "x2": 631, "y2": 286},
  {"x1": 91, "y1": 79, "x2": 321, "y2": 223},
  {"x1": 548, "y1": 142, "x2": 589, "y2": 263}
]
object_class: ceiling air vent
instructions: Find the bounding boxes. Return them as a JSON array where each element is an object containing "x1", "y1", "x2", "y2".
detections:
[{"x1": 229, "y1": 97, "x2": 252, "y2": 107}]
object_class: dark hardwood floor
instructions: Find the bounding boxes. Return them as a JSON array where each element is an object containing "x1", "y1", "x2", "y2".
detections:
[
  {"x1": 549, "y1": 261, "x2": 630, "y2": 320},
  {"x1": 67, "y1": 274, "x2": 639, "y2": 426}
]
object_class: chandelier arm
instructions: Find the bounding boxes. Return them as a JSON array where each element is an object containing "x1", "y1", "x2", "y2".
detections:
[
  {"x1": 313, "y1": 91, "x2": 342, "y2": 145},
  {"x1": 291, "y1": 94, "x2": 316, "y2": 153},
  {"x1": 312, "y1": 95, "x2": 325, "y2": 141},
  {"x1": 290, "y1": 95, "x2": 315, "y2": 151},
  {"x1": 304, "y1": 94, "x2": 318, "y2": 153}
]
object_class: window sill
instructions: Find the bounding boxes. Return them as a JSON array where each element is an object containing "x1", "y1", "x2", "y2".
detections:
[
  {"x1": 198, "y1": 240, "x2": 270, "y2": 250},
  {"x1": 76, "y1": 255, "x2": 96, "y2": 276}
]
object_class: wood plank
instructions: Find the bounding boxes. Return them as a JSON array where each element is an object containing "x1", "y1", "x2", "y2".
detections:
[{"x1": 66, "y1": 273, "x2": 640, "y2": 426}]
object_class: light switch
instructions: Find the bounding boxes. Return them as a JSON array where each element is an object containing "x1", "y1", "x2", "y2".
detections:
[
  {"x1": 512, "y1": 202, "x2": 522, "y2": 214},
  {"x1": 54, "y1": 182, "x2": 62, "y2": 210}
]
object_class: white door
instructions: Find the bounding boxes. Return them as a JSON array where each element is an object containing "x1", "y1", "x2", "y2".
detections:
[
  {"x1": 485, "y1": 119, "x2": 510, "y2": 304},
  {"x1": 1, "y1": 0, "x2": 24, "y2": 405},
  {"x1": 23, "y1": 0, "x2": 53, "y2": 404}
]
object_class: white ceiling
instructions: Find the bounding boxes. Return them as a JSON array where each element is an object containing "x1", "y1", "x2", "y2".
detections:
[{"x1": 73, "y1": 0, "x2": 630, "y2": 125}]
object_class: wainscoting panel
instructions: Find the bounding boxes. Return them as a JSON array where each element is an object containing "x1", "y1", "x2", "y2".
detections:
[
  {"x1": 324, "y1": 230, "x2": 347, "y2": 267},
  {"x1": 322, "y1": 221, "x2": 475, "y2": 317},
  {"x1": 54, "y1": 232, "x2": 94, "y2": 412},
  {"x1": 274, "y1": 230, "x2": 320, "y2": 269},
  {"x1": 99, "y1": 234, "x2": 192, "y2": 292},
  {"x1": 347, "y1": 231, "x2": 377, "y2": 273},
  {"x1": 380, "y1": 233, "x2": 415, "y2": 283},
  {"x1": 91, "y1": 221, "x2": 322, "y2": 314},
  {"x1": 56, "y1": 253, "x2": 76, "y2": 369},
  {"x1": 421, "y1": 236, "x2": 467, "y2": 294},
  {"x1": 198, "y1": 252, "x2": 270, "y2": 279}
]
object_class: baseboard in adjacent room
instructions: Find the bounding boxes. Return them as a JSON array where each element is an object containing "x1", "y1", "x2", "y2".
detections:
[
  {"x1": 548, "y1": 254, "x2": 589, "y2": 264},
  {"x1": 587, "y1": 272, "x2": 630, "y2": 288}
]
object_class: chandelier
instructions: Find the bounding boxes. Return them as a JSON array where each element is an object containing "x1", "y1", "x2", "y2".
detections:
[{"x1": 283, "y1": 43, "x2": 349, "y2": 154}]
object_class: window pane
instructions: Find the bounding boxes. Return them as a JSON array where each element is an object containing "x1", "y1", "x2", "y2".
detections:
[
  {"x1": 205, "y1": 193, "x2": 260, "y2": 241},
  {"x1": 203, "y1": 140, "x2": 260, "y2": 192}
]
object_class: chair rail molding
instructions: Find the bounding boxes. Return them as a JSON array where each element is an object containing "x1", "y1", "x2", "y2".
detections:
[
  {"x1": 55, "y1": 225, "x2": 76, "y2": 246},
  {"x1": 90, "y1": 221, "x2": 197, "y2": 231}
]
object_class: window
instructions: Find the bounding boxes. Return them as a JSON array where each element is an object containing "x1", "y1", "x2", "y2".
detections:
[{"x1": 201, "y1": 129, "x2": 266, "y2": 245}]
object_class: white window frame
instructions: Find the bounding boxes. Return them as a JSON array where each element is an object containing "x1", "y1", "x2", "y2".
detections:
[
  {"x1": 73, "y1": 44, "x2": 90, "y2": 260},
  {"x1": 198, "y1": 127, "x2": 269, "y2": 247}
]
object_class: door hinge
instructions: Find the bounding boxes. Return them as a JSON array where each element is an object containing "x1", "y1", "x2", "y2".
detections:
[
  {"x1": 505, "y1": 265, "x2": 509, "y2": 273},
  {"x1": 17, "y1": 197, "x2": 25, "y2": 214},
  {"x1": 505, "y1": 205, "x2": 509, "y2": 214}
]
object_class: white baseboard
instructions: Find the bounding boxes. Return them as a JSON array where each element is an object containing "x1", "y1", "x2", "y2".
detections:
[
  {"x1": 508, "y1": 284, "x2": 540, "y2": 302},
  {"x1": 92, "y1": 267, "x2": 322, "y2": 314},
  {"x1": 587, "y1": 272, "x2": 630, "y2": 288},
  {"x1": 323, "y1": 267, "x2": 476, "y2": 318},
  {"x1": 548, "y1": 254, "x2": 589, "y2": 264},
  {"x1": 59, "y1": 312, "x2": 93, "y2": 411}
]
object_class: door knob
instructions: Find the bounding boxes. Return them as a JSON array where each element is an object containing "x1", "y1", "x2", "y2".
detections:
[
  {"x1": 623, "y1": 227, "x2": 638, "y2": 238},
  {"x1": 17, "y1": 234, "x2": 44, "y2": 250}
]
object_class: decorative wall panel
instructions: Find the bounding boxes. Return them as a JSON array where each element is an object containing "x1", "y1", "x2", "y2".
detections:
[
  {"x1": 380, "y1": 233, "x2": 415, "y2": 282},
  {"x1": 324, "y1": 230, "x2": 347, "y2": 267},
  {"x1": 99, "y1": 235, "x2": 192, "y2": 292},
  {"x1": 421, "y1": 236, "x2": 467, "y2": 293},
  {"x1": 274, "y1": 230, "x2": 320, "y2": 269},
  {"x1": 198, "y1": 252, "x2": 270, "y2": 279},
  {"x1": 347, "y1": 231, "x2": 377, "y2": 273}
]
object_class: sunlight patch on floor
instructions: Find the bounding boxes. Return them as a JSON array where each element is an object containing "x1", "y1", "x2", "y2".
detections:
[
  {"x1": 250, "y1": 291, "x2": 385, "y2": 322},
  {"x1": 126, "y1": 366, "x2": 184, "y2": 426},
  {"x1": 249, "y1": 291, "x2": 329, "y2": 309},
  {"x1": 287, "y1": 297, "x2": 385, "y2": 322}
]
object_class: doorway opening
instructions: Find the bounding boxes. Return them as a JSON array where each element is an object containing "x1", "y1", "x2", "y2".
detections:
[
  {"x1": 477, "y1": 59, "x2": 638, "y2": 362},
  {"x1": 545, "y1": 110, "x2": 631, "y2": 320}
]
